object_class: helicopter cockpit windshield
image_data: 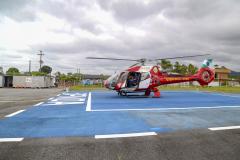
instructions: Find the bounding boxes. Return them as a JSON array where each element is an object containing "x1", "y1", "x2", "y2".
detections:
[
  {"x1": 105, "y1": 71, "x2": 129, "y2": 89},
  {"x1": 106, "y1": 72, "x2": 120, "y2": 89},
  {"x1": 118, "y1": 72, "x2": 128, "y2": 83}
]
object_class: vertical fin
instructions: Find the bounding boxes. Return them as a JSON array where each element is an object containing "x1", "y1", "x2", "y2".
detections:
[{"x1": 201, "y1": 59, "x2": 213, "y2": 68}]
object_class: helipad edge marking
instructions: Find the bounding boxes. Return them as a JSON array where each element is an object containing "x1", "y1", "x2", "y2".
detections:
[
  {"x1": 5, "y1": 110, "x2": 25, "y2": 117},
  {"x1": 95, "y1": 132, "x2": 157, "y2": 139},
  {"x1": 86, "y1": 92, "x2": 91, "y2": 111},
  {"x1": 209, "y1": 125, "x2": 240, "y2": 131},
  {"x1": 0, "y1": 138, "x2": 24, "y2": 142},
  {"x1": 91, "y1": 105, "x2": 240, "y2": 112}
]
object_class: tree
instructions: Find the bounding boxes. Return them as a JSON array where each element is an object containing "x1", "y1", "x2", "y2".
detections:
[
  {"x1": 160, "y1": 60, "x2": 173, "y2": 71},
  {"x1": 0, "y1": 67, "x2": 3, "y2": 74},
  {"x1": 6, "y1": 67, "x2": 20, "y2": 75},
  {"x1": 180, "y1": 64, "x2": 188, "y2": 75},
  {"x1": 173, "y1": 61, "x2": 182, "y2": 73},
  {"x1": 31, "y1": 71, "x2": 47, "y2": 76},
  {"x1": 187, "y1": 64, "x2": 198, "y2": 75},
  {"x1": 41, "y1": 65, "x2": 52, "y2": 74},
  {"x1": 59, "y1": 73, "x2": 80, "y2": 82},
  {"x1": 67, "y1": 72, "x2": 73, "y2": 76}
]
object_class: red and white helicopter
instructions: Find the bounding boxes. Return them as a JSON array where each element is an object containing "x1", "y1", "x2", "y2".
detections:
[{"x1": 87, "y1": 54, "x2": 215, "y2": 98}]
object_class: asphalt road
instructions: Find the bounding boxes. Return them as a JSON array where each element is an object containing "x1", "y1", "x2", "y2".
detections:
[
  {"x1": 0, "y1": 129, "x2": 240, "y2": 160},
  {"x1": 0, "y1": 88, "x2": 62, "y2": 118},
  {"x1": 0, "y1": 88, "x2": 240, "y2": 160}
]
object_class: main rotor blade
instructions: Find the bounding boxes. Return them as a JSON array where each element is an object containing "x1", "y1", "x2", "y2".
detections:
[
  {"x1": 155, "y1": 54, "x2": 210, "y2": 60},
  {"x1": 129, "y1": 62, "x2": 141, "y2": 67},
  {"x1": 86, "y1": 57, "x2": 138, "y2": 61}
]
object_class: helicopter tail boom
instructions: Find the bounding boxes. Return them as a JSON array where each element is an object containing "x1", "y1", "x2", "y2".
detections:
[{"x1": 158, "y1": 59, "x2": 215, "y2": 86}]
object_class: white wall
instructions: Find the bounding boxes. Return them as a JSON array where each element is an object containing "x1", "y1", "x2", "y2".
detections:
[{"x1": 0, "y1": 75, "x2": 4, "y2": 87}]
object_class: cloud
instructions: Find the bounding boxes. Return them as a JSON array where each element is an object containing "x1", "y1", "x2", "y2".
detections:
[
  {"x1": 0, "y1": 0, "x2": 240, "y2": 74},
  {"x1": 98, "y1": 0, "x2": 173, "y2": 22},
  {"x1": 0, "y1": 0, "x2": 37, "y2": 22}
]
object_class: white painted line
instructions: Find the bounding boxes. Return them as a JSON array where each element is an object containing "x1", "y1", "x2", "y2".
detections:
[
  {"x1": 48, "y1": 97, "x2": 54, "y2": 100},
  {"x1": 0, "y1": 138, "x2": 24, "y2": 142},
  {"x1": 91, "y1": 105, "x2": 240, "y2": 112},
  {"x1": 95, "y1": 132, "x2": 157, "y2": 139},
  {"x1": 209, "y1": 125, "x2": 240, "y2": 131},
  {"x1": 57, "y1": 94, "x2": 61, "y2": 96},
  {"x1": 5, "y1": 110, "x2": 25, "y2": 117},
  {"x1": 79, "y1": 98, "x2": 86, "y2": 102},
  {"x1": 34, "y1": 102, "x2": 44, "y2": 106},
  {"x1": 43, "y1": 102, "x2": 84, "y2": 105},
  {"x1": 86, "y1": 92, "x2": 91, "y2": 112}
]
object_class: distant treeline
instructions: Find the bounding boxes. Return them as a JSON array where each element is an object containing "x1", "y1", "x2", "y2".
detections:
[{"x1": 159, "y1": 60, "x2": 198, "y2": 75}]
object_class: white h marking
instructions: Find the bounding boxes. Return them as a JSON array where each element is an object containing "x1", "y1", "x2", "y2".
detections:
[
  {"x1": 86, "y1": 92, "x2": 91, "y2": 111},
  {"x1": 5, "y1": 110, "x2": 25, "y2": 117}
]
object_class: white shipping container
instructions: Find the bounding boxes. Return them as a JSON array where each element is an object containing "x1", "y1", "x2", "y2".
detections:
[{"x1": 13, "y1": 76, "x2": 53, "y2": 88}]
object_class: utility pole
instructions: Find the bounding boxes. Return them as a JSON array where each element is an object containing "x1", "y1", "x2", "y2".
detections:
[
  {"x1": 37, "y1": 50, "x2": 44, "y2": 72},
  {"x1": 28, "y1": 60, "x2": 31, "y2": 74},
  {"x1": 77, "y1": 68, "x2": 81, "y2": 83}
]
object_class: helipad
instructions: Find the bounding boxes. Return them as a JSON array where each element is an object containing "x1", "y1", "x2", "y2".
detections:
[{"x1": 0, "y1": 91, "x2": 240, "y2": 139}]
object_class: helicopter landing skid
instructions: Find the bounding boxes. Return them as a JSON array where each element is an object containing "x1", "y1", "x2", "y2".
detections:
[
  {"x1": 118, "y1": 90, "x2": 148, "y2": 98},
  {"x1": 117, "y1": 89, "x2": 161, "y2": 98}
]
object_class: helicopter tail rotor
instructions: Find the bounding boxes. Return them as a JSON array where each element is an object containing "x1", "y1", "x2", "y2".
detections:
[{"x1": 196, "y1": 59, "x2": 215, "y2": 86}]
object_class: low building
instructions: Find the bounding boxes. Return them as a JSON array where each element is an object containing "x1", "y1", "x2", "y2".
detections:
[
  {"x1": 0, "y1": 75, "x2": 4, "y2": 87},
  {"x1": 214, "y1": 66, "x2": 240, "y2": 86},
  {"x1": 214, "y1": 66, "x2": 231, "y2": 81}
]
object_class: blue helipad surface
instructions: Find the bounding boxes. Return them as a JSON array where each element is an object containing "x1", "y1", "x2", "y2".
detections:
[
  {"x1": 91, "y1": 91, "x2": 240, "y2": 111},
  {"x1": 0, "y1": 91, "x2": 240, "y2": 138}
]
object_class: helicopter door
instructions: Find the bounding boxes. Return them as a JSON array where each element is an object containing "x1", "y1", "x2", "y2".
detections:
[
  {"x1": 138, "y1": 72, "x2": 151, "y2": 89},
  {"x1": 126, "y1": 72, "x2": 141, "y2": 88}
]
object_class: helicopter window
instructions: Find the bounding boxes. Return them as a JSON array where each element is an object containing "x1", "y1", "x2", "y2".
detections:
[
  {"x1": 127, "y1": 72, "x2": 141, "y2": 88},
  {"x1": 108, "y1": 72, "x2": 120, "y2": 87},
  {"x1": 118, "y1": 72, "x2": 128, "y2": 83},
  {"x1": 141, "y1": 72, "x2": 150, "y2": 81}
]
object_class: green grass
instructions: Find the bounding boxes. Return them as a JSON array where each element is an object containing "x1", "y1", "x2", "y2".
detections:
[
  {"x1": 158, "y1": 86, "x2": 240, "y2": 94},
  {"x1": 70, "y1": 84, "x2": 240, "y2": 94},
  {"x1": 70, "y1": 84, "x2": 106, "y2": 91}
]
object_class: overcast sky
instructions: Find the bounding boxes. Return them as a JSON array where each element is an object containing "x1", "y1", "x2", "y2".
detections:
[{"x1": 0, "y1": 0, "x2": 240, "y2": 74}]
